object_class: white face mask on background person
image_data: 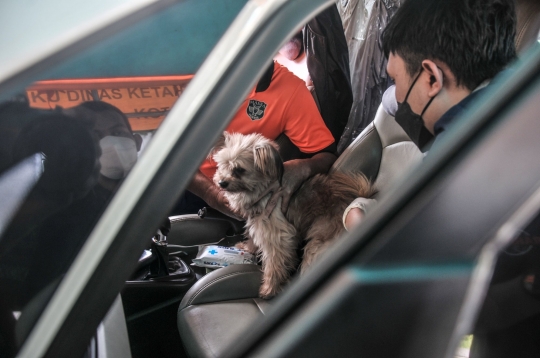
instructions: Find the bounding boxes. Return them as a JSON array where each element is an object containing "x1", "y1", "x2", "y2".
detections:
[{"x1": 99, "y1": 136, "x2": 138, "y2": 179}]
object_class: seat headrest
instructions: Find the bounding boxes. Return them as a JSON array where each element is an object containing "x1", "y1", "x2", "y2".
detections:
[
  {"x1": 331, "y1": 103, "x2": 415, "y2": 180},
  {"x1": 372, "y1": 104, "x2": 413, "y2": 148}
]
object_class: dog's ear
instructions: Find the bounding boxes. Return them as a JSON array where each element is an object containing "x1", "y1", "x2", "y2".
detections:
[
  {"x1": 254, "y1": 141, "x2": 284, "y2": 182},
  {"x1": 208, "y1": 132, "x2": 229, "y2": 159}
]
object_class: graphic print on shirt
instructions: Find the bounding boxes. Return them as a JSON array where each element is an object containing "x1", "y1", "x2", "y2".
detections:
[{"x1": 247, "y1": 99, "x2": 267, "y2": 120}]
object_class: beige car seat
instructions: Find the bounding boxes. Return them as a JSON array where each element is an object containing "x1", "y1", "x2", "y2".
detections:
[{"x1": 332, "y1": 103, "x2": 423, "y2": 192}]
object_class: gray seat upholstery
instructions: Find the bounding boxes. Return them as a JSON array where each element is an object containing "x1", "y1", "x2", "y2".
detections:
[
  {"x1": 176, "y1": 104, "x2": 423, "y2": 358},
  {"x1": 168, "y1": 214, "x2": 232, "y2": 247},
  {"x1": 177, "y1": 265, "x2": 270, "y2": 358},
  {"x1": 167, "y1": 212, "x2": 247, "y2": 247},
  {"x1": 332, "y1": 104, "x2": 423, "y2": 192}
]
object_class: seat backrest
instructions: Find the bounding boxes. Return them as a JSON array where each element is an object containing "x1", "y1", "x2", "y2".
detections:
[{"x1": 331, "y1": 104, "x2": 423, "y2": 192}]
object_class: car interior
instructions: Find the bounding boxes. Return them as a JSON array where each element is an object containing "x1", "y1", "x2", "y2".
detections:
[{"x1": 1, "y1": 0, "x2": 540, "y2": 357}]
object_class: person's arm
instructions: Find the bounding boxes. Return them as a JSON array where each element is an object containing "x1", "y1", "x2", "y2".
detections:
[
  {"x1": 187, "y1": 170, "x2": 243, "y2": 220},
  {"x1": 343, "y1": 197, "x2": 377, "y2": 231},
  {"x1": 344, "y1": 208, "x2": 364, "y2": 231}
]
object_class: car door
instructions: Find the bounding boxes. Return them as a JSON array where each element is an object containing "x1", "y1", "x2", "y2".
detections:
[{"x1": 4, "y1": 0, "x2": 540, "y2": 357}]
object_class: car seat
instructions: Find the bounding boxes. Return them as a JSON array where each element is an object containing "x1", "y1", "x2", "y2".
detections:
[{"x1": 175, "y1": 104, "x2": 423, "y2": 358}]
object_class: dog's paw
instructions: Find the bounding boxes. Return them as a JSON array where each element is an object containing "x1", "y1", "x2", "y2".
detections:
[
  {"x1": 235, "y1": 240, "x2": 257, "y2": 254},
  {"x1": 235, "y1": 241, "x2": 248, "y2": 251}
]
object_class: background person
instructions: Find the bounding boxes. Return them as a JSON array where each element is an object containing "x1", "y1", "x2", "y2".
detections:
[
  {"x1": 382, "y1": 0, "x2": 516, "y2": 151},
  {"x1": 19, "y1": 101, "x2": 143, "y2": 301},
  {"x1": 65, "y1": 101, "x2": 143, "y2": 193}
]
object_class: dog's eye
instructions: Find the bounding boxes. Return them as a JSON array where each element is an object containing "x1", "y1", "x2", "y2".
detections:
[{"x1": 233, "y1": 167, "x2": 246, "y2": 175}]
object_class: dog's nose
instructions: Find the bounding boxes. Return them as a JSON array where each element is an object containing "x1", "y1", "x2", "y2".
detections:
[{"x1": 218, "y1": 180, "x2": 229, "y2": 188}]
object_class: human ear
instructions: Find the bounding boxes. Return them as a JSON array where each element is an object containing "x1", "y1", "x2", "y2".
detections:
[{"x1": 422, "y1": 60, "x2": 443, "y2": 98}]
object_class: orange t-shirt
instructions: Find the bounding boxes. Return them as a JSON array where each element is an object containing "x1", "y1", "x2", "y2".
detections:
[{"x1": 200, "y1": 62, "x2": 335, "y2": 179}]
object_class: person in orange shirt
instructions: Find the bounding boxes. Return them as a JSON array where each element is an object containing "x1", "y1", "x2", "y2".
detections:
[{"x1": 181, "y1": 61, "x2": 337, "y2": 219}]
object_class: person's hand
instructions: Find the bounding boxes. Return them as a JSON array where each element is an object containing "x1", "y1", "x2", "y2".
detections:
[
  {"x1": 264, "y1": 152, "x2": 336, "y2": 216},
  {"x1": 204, "y1": 186, "x2": 244, "y2": 221},
  {"x1": 343, "y1": 198, "x2": 377, "y2": 231},
  {"x1": 265, "y1": 159, "x2": 310, "y2": 215},
  {"x1": 187, "y1": 170, "x2": 244, "y2": 221},
  {"x1": 344, "y1": 207, "x2": 365, "y2": 231}
]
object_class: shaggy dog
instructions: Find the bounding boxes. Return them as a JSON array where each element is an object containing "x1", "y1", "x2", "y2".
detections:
[{"x1": 212, "y1": 132, "x2": 375, "y2": 298}]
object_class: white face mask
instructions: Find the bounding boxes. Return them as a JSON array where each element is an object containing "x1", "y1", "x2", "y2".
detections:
[{"x1": 99, "y1": 136, "x2": 138, "y2": 179}]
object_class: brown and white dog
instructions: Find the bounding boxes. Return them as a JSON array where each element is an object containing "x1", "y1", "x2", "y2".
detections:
[{"x1": 212, "y1": 132, "x2": 374, "y2": 298}]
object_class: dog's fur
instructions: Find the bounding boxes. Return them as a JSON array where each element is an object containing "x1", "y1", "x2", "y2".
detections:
[{"x1": 212, "y1": 132, "x2": 375, "y2": 298}]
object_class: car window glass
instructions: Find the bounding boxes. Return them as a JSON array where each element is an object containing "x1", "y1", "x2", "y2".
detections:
[
  {"x1": 0, "y1": 0, "x2": 247, "y2": 354},
  {"x1": 468, "y1": 209, "x2": 540, "y2": 357}
]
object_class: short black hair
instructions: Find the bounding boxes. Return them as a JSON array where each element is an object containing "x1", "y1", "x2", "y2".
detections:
[
  {"x1": 382, "y1": 0, "x2": 516, "y2": 90},
  {"x1": 76, "y1": 101, "x2": 133, "y2": 133}
]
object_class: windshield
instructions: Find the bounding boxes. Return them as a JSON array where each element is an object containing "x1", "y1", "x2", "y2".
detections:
[{"x1": 0, "y1": 0, "x2": 247, "y2": 354}]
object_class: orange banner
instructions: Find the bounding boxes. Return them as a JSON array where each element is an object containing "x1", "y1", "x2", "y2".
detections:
[{"x1": 26, "y1": 75, "x2": 193, "y2": 131}]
